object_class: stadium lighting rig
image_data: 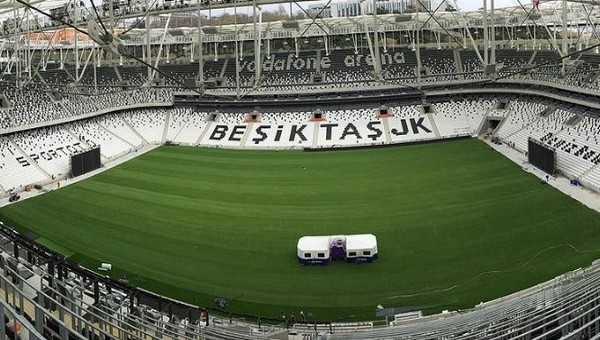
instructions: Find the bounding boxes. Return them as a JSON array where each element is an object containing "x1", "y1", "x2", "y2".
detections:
[{"x1": 12, "y1": 0, "x2": 211, "y2": 97}]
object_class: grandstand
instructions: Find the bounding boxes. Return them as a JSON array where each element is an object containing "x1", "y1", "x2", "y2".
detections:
[{"x1": 2, "y1": 0, "x2": 600, "y2": 338}]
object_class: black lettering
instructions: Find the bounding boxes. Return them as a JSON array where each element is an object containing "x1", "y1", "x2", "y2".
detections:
[
  {"x1": 289, "y1": 125, "x2": 308, "y2": 142},
  {"x1": 275, "y1": 125, "x2": 284, "y2": 142},
  {"x1": 228, "y1": 125, "x2": 246, "y2": 141},
  {"x1": 253, "y1": 125, "x2": 270, "y2": 144},
  {"x1": 56, "y1": 147, "x2": 67, "y2": 155},
  {"x1": 209, "y1": 125, "x2": 228, "y2": 140},
  {"x1": 367, "y1": 121, "x2": 383, "y2": 141},
  {"x1": 16, "y1": 157, "x2": 30, "y2": 167},
  {"x1": 340, "y1": 123, "x2": 361, "y2": 140},
  {"x1": 390, "y1": 119, "x2": 409, "y2": 136},
  {"x1": 320, "y1": 123, "x2": 338, "y2": 141},
  {"x1": 40, "y1": 151, "x2": 52, "y2": 160},
  {"x1": 30, "y1": 154, "x2": 39, "y2": 162},
  {"x1": 410, "y1": 117, "x2": 432, "y2": 134}
]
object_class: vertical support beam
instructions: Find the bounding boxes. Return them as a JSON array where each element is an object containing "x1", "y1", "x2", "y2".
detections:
[
  {"x1": 146, "y1": 0, "x2": 152, "y2": 82},
  {"x1": 0, "y1": 304, "x2": 5, "y2": 340},
  {"x1": 94, "y1": 49, "x2": 98, "y2": 93},
  {"x1": 13, "y1": 2, "x2": 21, "y2": 88},
  {"x1": 360, "y1": 1, "x2": 378, "y2": 81},
  {"x1": 415, "y1": 22, "x2": 422, "y2": 85},
  {"x1": 483, "y1": 0, "x2": 489, "y2": 67},
  {"x1": 26, "y1": 10, "x2": 32, "y2": 80},
  {"x1": 109, "y1": 0, "x2": 115, "y2": 32},
  {"x1": 197, "y1": 0, "x2": 204, "y2": 89},
  {"x1": 235, "y1": 3, "x2": 241, "y2": 96},
  {"x1": 34, "y1": 304, "x2": 44, "y2": 335},
  {"x1": 561, "y1": 0, "x2": 568, "y2": 75},
  {"x1": 13, "y1": 240, "x2": 18, "y2": 259},
  {"x1": 253, "y1": 0, "x2": 261, "y2": 87},
  {"x1": 294, "y1": 37, "x2": 299, "y2": 57},
  {"x1": 490, "y1": 0, "x2": 496, "y2": 65},
  {"x1": 75, "y1": 4, "x2": 80, "y2": 75},
  {"x1": 372, "y1": 0, "x2": 382, "y2": 80},
  {"x1": 533, "y1": 24, "x2": 536, "y2": 49},
  {"x1": 151, "y1": 14, "x2": 172, "y2": 80}
]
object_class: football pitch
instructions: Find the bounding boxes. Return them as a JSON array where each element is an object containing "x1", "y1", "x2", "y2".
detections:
[{"x1": 2, "y1": 138, "x2": 600, "y2": 321}]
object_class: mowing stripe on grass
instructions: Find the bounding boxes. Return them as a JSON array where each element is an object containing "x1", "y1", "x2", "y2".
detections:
[{"x1": 1, "y1": 138, "x2": 600, "y2": 320}]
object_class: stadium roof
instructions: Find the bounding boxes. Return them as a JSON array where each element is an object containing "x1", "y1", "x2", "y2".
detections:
[{"x1": 1, "y1": 0, "x2": 599, "y2": 45}]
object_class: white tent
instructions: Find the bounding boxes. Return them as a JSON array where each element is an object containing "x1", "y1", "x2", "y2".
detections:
[
  {"x1": 297, "y1": 236, "x2": 331, "y2": 265},
  {"x1": 345, "y1": 234, "x2": 378, "y2": 263}
]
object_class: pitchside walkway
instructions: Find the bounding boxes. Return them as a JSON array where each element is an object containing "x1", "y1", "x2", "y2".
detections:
[
  {"x1": 0, "y1": 144, "x2": 160, "y2": 208},
  {"x1": 484, "y1": 138, "x2": 600, "y2": 213}
]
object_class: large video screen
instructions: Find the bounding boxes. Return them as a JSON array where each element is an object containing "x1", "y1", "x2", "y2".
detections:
[
  {"x1": 528, "y1": 138, "x2": 555, "y2": 175},
  {"x1": 71, "y1": 147, "x2": 101, "y2": 177}
]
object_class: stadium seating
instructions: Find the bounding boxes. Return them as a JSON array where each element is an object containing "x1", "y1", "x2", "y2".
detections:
[
  {"x1": 495, "y1": 100, "x2": 546, "y2": 140},
  {"x1": 502, "y1": 108, "x2": 574, "y2": 153},
  {"x1": 542, "y1": 115, "x2": 600, "y2": 179},
  {"x1": 122, "y1": 108, "x2": 168, "y2": 144},
  {"x1": 420, "y1": 48, "x2": 457, "y2": 82},
  {"x1": 67, "y1": 116, "x2": 136, "y2": 160},
  {"x1": 11, "y1": 126, "x2": 84, "y2": 176},
  {"x1": 325, "y1": 48, "x2": 375, "y2": 84},
  {"x1": 433, "y1": 101, "x2": 485, "y2": 137},
  {"x1": 0, "y1": 137, "x2": 49, "y2": 192},
  {"x1": 1, "y1": 47, "x2": 592, "y2": 111},
  {"x1": 460, "y1": 50, "x2": 485, "y2": 80},
  {"x1": 159, "y1": 63, "x2": 199, "y2": 86},
  {"x1": 167, "y1": 107, "x2": 210, "y2": 145}
]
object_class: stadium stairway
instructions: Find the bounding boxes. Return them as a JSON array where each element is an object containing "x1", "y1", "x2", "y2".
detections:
[
  {"x1": 32, "y1": 70, "x2": 48, "y2": 85},
  {"x1": 161, "y1": 109, "x2": 171, "y2": 144},
  {"x1": 63, "y1": 127, "x2": 94, "y2": 151},
  {"x1": 528, "y1": 50, "x2": 538, "y2": 65},
  {"x1": 565, "y1": 114, "x2": 583, "y2": 126},
  {"x1": 311, "y1": 121, "x2": 320, "y2": 148},
  {"x1": 8, "y1": 139, "x2": 52, "y2": 180},
  {"x1": 426, "y1": 113, "x2": 442, "y2": 139},
  {"x1": 491, "y1": 110, "x2": 512, "y2": 136},
  {"x1": 219, "y1": 58, "x2": 229, "y2": 79},
  {"x1": 122, "y1": 118, "x2": 150, "y2": 145},
  {"x1": 502, "y1": 115, "x2": 543, "y2": 141},
  {"x1": 113, "y1": 65, "x2": 124, "y2": 82},
  {"x1": 240, "y1": 122, "x2": 255, "y2": 147},
  {"x1": 170, "y1": 123, "x2": 187, "y2": 144},
  {"x1": 579, "y1": 162, "x2": 600, "y2": 182},
  {"x1": 112, "y1": 65, "x2": 124, "y2": 82},
  {"x1": 381, "y1": 117, "x2": 393, "y2": 144},
  {"x1": 96, "y1": 120, "x2": 137, "y2": 157},
  {"x1": 315, "y1": 50, "x2": 323, "y2": 73},
  {"x1": 195, "y1": 120, "x2": 213, "y2": 145},
  {"x1": 453, "y1": 50, "x2": 464, "y2": 81}
]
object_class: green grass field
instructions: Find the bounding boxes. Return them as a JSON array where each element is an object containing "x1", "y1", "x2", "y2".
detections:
[{"x1": 2, "y1": 138, "x2": 600, "y2": 322}]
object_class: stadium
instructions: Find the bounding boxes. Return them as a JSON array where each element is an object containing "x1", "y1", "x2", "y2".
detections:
[{"x1": 2, "y1": 0, "x2": 600, "y2": 338}]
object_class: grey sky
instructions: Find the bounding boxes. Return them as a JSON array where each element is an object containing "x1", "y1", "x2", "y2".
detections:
[
  {"x1": 457, "y1": 0, "x2": 523, "y2": 11},
  {"x1": 2, "y1": 0, "x2": 527, "y2": 23}
]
